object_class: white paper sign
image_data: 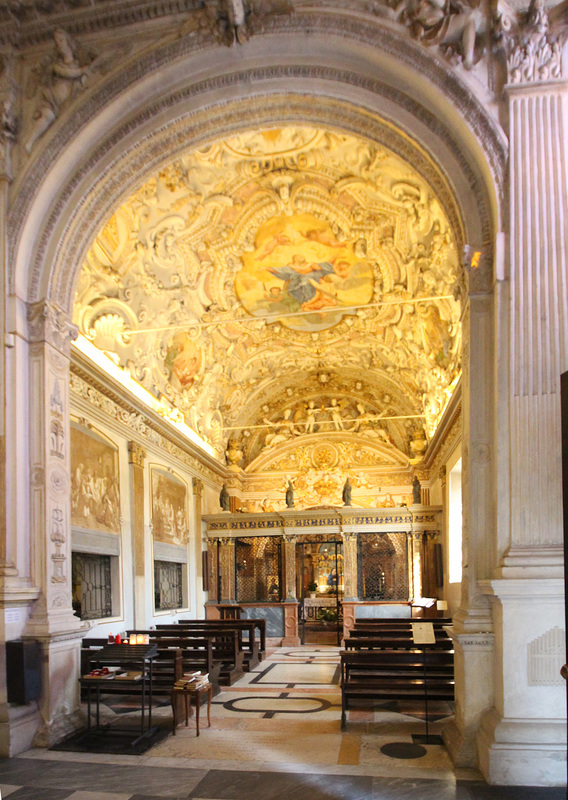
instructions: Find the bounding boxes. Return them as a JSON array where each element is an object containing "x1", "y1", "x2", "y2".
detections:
[{"x1": 412, "y1": 622, "x2": 436, "y2": 644}]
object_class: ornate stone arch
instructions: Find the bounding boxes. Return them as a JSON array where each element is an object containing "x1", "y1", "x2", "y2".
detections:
[{"x1": 8, "y1": 13, "x2": 504, "y2": 310}]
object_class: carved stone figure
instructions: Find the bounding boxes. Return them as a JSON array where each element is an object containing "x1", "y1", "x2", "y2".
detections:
[
  {"x1": 342, "y1": 477, "x2": 352, "y2": 506},
  {"x1": 220, "y1": 483, "x2": 230, "y2": 511},
  {"x1": 226, "y1": 438, "x2": 244, "y2": 468},
  {"x1": 412, "y1": 475, "x2": 422, "y2": 504},
  {"x1": 285, "y1": 479, "x2": 294, "y2": 507},
  {"x1": 401, "y1": 0, "x2": 485, "y2": 69},
  {"x1": 325, "y1": 398, "x2": 345, "y2": 430},
  {"x1": 25, "y1": 28, "x2": 96, "y2": 153}
]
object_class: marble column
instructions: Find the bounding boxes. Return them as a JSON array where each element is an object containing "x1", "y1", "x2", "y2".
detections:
[
  {"x1": 23, "y1": 302, "x2": 84, "y2": 747},
  {"x1": 218, "y1": 537, "x2": 236, "y2": 603},
  {"x1": 445, "y1": 289, "x2": 496, "y2": 768},
  {"x1": 128, "y1": 441, "x2": 146, "y2": 629},
  {"x1": 475, "y1": 11, "x2": 568, "y2": 784},
  {"x1": 0, "y1": 62, "x2": 36, "y2": 757}
]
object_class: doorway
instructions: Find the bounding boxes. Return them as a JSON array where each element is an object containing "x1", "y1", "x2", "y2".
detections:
[{"x1": 296, "y1": 539, "x2": 343, "y2": 645}]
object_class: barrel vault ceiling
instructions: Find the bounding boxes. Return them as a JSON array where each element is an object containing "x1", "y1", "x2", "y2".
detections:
[{"x1": 73, "y1": 125, "x2": 462, "y2": 474}]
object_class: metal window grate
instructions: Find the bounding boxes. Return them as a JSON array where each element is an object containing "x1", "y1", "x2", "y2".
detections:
[
  {"x1": 235, "y1": 536, "x2": 281, "y2": 602},
  {"x1": 358, "y1": 532, "x2": 409, "y2": 600},
  {"x1": 72, "y1": 552, "x2": 112, "y2": 620},
  {"x1": 154, "y1": 560, "x2": 183, "y2": 610}
]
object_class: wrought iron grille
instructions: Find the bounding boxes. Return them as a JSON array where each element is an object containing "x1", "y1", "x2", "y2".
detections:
[
  {"x1": 72, "y1": 552, "x2": 112, "y2": 620},
  {"x1": 154, "y1": 560, "x2": 183, "y2": 610},
  {"x1": 358, "y1": 532, "x2": 409, "y2": 600},
  {"x1": 235, "y1": 536, "x2": 281, "y2": 602}
]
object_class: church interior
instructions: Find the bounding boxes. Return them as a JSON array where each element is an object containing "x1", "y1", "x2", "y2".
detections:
[{"x1": 0, "y1": 0, "x2": 567, "y2": 796}]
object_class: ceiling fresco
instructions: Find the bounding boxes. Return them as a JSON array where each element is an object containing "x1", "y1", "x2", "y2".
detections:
[{"x1": 73, "y1": 126, "x2": 462, "y2": 470}]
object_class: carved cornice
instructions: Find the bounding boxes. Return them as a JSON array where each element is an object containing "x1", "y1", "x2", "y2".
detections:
[
  {"x1": 69, "y1": 350, "x2": 223, "y2": 481},
  {"x1": 27, "y1": 300, "x2": 78, "y2": 354},
  {"x1": 0, "y1": 1, "x2": 200, "y2": 47}
]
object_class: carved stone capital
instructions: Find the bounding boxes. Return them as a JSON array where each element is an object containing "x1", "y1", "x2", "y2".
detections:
[
  {"x1": 192, "y1": 477, "x2": 203, "y2": 497},
  {"x1": 128, "y1": 440, "x2": 146, "y2": 466},
  {"x1": 495, "y1": 0, "x2": 564, "y2": 85},
  {"x1": 27, "y1": 301, "x2": 78, "y2": 354},
  {"x1": 282, "y1": 534, "x2": 296, "y2": 543}
]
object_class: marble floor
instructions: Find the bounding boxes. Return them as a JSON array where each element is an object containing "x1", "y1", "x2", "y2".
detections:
[{"x1": 0, "y1": 646, "x2": 565, "y2": 800}]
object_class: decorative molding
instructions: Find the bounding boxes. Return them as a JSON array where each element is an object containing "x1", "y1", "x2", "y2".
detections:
[{"x1": 69, "y1": 359, "x2": 221, "y2": 483}]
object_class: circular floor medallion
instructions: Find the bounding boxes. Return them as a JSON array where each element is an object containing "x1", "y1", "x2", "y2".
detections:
[{"x1": 380, "y1": 742, "x2": 427, "y2": 759}]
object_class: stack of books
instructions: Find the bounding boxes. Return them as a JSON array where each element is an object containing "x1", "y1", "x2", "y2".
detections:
[{"x1": 174, "y1": 671, "x2": 210, "y2": 690}]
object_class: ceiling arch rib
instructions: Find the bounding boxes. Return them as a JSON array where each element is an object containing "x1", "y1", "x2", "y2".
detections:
[{"x1": 74, "y1": 124, "x2": 462, "y2": 472}]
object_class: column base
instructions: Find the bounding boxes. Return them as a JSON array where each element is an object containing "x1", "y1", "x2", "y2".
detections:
[
  {"x1": 33, "y1": 708, "x2": 84, "y2": 749},
  {"x1": 443, "y1": 717, "x2": 477, "y2": 769},
  {"x1": 0, "y1": 702, "x2": 41, "y2": 757},
  {"x1": 478, "y1": 708, "x2": 567, "y2": 786}
]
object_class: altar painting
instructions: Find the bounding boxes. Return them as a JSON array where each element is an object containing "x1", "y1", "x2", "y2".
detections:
[
  {"x1": 235, "y1": 213, "x2": 374, "y2": 332},
  {"x1": 71, "y1": 423, "x2": 120, "y2": 534},
  {"x1": 151, "y1": 468, "x2": 189, "y2": 545}
]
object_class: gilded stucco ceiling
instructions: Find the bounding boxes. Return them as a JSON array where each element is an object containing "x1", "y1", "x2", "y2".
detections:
[{"x1": 73, "y1": 126, "x2": 462, "y2": 470}]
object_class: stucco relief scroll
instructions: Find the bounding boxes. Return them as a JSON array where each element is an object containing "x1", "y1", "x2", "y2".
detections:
[{"x1": 75, "y1": 127, "x2": 461, "y2": 465}]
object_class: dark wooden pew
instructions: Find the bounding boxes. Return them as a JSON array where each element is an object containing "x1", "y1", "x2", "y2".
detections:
[
  {"x1": 176, "y1": 618, "x2": 266, "y2": 663},
  {"x1": 128, "y1": 628, "x2": 244, "y2": 686},
  {"x1": 147, "y1": 635, "x2": 221, "y2": 695},
  {"x1": 352, "y1": 617, "x2": 452, "y2": 629},
  {"x1": 159, "y1": 619, "x2": 264, "y2": 670},
  {"x1": 340, "y1": 648, "x2": 454, "y2": 728},
  {"x1": 344, "y1": 636, "x2": 454, "y2": 650}
]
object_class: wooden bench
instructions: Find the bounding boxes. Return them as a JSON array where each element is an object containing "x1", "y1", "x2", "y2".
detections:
[
  {"x1": 352, "y1": 618, "x2": 452, "y2": 629},
  {"x1": 148, "y1": 635, "x2": 221, "y2": 695},
  {"x1": 340, "y1": 648, "x2": 454, "y2": 728},
  {"x1": 344, "y1": 636, "x2": 454, "y2": 650},
  {"x1": 129, "y1": 628, "x2": 244, "y2": 686},
  {"x1": 159, "y1": 619, "x2": 265, "y2": 670},
  {"x1": 177, "y1": 618, "x2": 266, "y2": 660}
]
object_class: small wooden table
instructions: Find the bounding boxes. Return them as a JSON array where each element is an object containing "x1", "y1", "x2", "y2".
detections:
[{"x1": 171, "y1": 682, "x2": 212, "y2": 737}]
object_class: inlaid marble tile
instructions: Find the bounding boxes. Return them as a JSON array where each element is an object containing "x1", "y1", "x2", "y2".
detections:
[
  {"x1": 0, "y1": 784, "x2": 22, "y2": 797},
  {"x1": 65, "y1": 792, "x2": 133, "y2": 799},
  {"x1": 249, "y1": 662, "x2": 339, "y2": 685},
  {"x1": 149, "y1": 729, "x2": 343, "y2": 766},
  {"x1": 187, "y1": 769, "x2": 373, "y2": 800}
]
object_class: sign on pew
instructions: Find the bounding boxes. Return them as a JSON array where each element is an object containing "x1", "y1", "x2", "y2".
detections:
[{"x1": 411, "y1": 622, "x2": 436, "y2": 645}]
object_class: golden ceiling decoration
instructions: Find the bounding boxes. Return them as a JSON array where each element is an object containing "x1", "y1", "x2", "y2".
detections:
[{"x1": 74, "y1": 125, "x2": 462, "y2": 467}]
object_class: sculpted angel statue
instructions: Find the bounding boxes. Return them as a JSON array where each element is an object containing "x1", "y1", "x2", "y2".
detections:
[{"x1": 25, "y1": 29, "x2": 97, "y2": 153}]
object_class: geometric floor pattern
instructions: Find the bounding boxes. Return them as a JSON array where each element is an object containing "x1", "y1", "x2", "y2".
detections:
[{"x1": 0, "y1": 646, "x2": 564, "y2": 799}]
